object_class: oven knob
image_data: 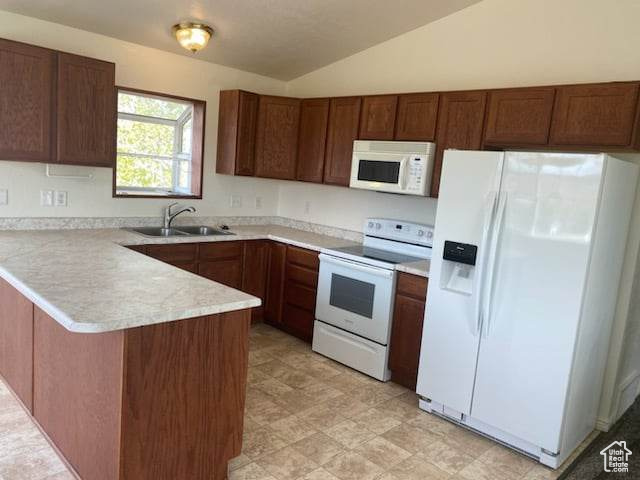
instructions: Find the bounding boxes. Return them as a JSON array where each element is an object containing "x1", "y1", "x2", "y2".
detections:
[
  {"x1": 367, "y1": 221, "x2": 374, "y2": 229},
  {"x1": 427, "y1": 230, "x2": 433, "y2": 239},
  {"x1": 375, "y1": 223, "x2": 382, "y2": 230},
  {"x1": 418, "y1": 230, "x2": 425, "y2": 237}
]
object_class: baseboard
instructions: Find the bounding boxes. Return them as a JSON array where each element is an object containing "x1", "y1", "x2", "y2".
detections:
[{"x1": 595, "y1": 417, "x2": 612, "y2": 432}]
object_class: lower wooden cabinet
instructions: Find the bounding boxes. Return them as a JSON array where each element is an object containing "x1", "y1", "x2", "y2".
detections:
[
  {"x1": 388, "y1": 272, "x2": 428, "y2": 390},
  {"x1": 265, "y1": 242, "x2": 287, "y2": 326},
  {"x1": 0, "y1": 278, "x2": 34, "y2": 412},
  {"x1": 242, "y1": 240, "x2": 270, "y2": 322}
]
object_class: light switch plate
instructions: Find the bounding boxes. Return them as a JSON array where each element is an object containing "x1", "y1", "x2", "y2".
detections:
[
  {"x1": 0, "y1": 189, "x2": 7, "y2": 205},
  {"x1": 54, "y1": 190, "x2": 68, "y2": 207},
  {"x1": 230, "y1": 195, "x2": 242, "y2": 208},
  {"x1": 255, "y1": 196, "x2": 262, "y2": 209},
  {"x1": 40, "y1": 190, "x2": 54, "y2": 207}
]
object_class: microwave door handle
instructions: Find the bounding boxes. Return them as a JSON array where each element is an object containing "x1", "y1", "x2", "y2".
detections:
[{"x1": 400, "y1": 158, "x2": 409, "y2": 189}]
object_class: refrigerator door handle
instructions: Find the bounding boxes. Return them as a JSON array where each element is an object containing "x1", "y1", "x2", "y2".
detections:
[
  {"x1": 473, "y1": 191, "x2": 498, "y2": 335},
  {"x1": 482, "y1": 192, "x2": 507, "y2": 338}
]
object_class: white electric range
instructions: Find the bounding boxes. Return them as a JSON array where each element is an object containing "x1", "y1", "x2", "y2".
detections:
[{"x1": 313, "y1": 218, "x2": 433, "y2": 381}]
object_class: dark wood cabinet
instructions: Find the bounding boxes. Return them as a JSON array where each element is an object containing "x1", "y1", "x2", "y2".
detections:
[
  {"x1": 242, "y1": 240, "x2": 270, "y2": 322},
  {"x1": 432, "y1": 91, "x2": 487, "y2": 197},
  {"x1": 146, "y1": 243, "x2": 198, "y2": 273},
  {"x1": 484, "y1": 88, "x2": 555, "y2": 145},
  {"x1": 0, "y1": 277, "x2": 34, "y2": 412},
  {"x1": 389, "y1": 273, "x2": 428, "y2": 390},
  {"x1": 324, "y1": 97, "x2": 362, "y2": 186},
  {"x1": 395, "y1": 93, "x2": 439, "y2": 141},
  {"x1": 56, "y1": 52, "x2": 116, "y2": 167},
  {"x1": 254, "y1": 95, "x2": 301, "y2": 180},
  {"x1": 359, "y1": 95, "x2": 398, "y2": 140},
  {"x1": 216, "y1": 90, "x2": 258, "y2": 176},
  {"x1": 550, "y1": 82, "x2": 640, "y2": 146},
  {"x1": 0, "y1": 39, "x2": 54, "y2": 162},
  {"x1": 265, "y1": 242, "x2": 287, "y2": 326},
  {"x1": 296, "y1": 98, "x2": 330, "y2": 183},
  {"x1": 281, "y1": 246, "x2": 319, "y2": 342},
  {"x1": 198, "y1": 241, "x2": 244, "y2": 289}
]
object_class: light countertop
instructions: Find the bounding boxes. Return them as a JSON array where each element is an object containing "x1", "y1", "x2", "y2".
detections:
[{"x1": 0, "y1": 224, "x2": 428, "y2": 334}]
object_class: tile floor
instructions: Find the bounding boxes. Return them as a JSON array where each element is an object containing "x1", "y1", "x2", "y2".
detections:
[{"x1": 0, "y1": 323, "x2": 598, "y2": 480}]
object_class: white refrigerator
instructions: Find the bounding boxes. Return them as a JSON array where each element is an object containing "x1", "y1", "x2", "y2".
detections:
[{"x1": 416, "y1": 150, "x2": 638, "y2": 468}]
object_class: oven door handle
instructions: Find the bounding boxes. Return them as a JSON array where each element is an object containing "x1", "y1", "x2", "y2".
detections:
[{"x1": 319, "y1": 254, "x2": 395, "y2": 279}]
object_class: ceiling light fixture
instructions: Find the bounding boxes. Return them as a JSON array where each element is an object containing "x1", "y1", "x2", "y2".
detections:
[{"x1": 172, "y1": 22, "x2": 214, "y2": 53}]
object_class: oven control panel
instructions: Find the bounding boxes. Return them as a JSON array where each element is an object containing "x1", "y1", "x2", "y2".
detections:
[{"x1": 364, "y1": 218, "x2": 434, "y2": 247}]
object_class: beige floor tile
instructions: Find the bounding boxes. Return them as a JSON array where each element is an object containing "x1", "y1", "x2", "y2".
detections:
[
  {"x1": 323, "y1": 451, "x2": 385, "y2": 480},
  {"x1": 254, "y1": 359, "x2": 293, "y2": 378},
  {"x1": 271, "y1": 389, "x2": 317, "y2": 414},
  {"x1": 268, "y1": 415, "x2": 317, "y2": 443},
  {"x1": 374, "y1": 397, "x2": 422, "y2": 422},
  {"x1": 353, "y1": 436, "x2": 413, "y2": 469},
  {"x1": 325, "y1": 374, "x2": 368, "y2": 394},
  {"x1": 395, "y1": 391, "x2": 420, "y2": 406},
  {"x1": 0, "y1": 445, "x2": 68, "y2": 480},
  {"x1": 249, "y1": 350, "x2": 276, "y2": 366},
  {"x1": 255, "y1": 445, "x2": 319, "y2": 480},
  {"x1": 406, "y1": 411, "x2": 457, "y2": 437},
  {"x1": 229, "y1": 462, "x2": 278, "y2": 480},
  {"x1": 388, "y1": 455, "x2": 450, "y2": 480},
  {"x1": 351, "y1": 408, "x2": 402, "y2": 435},
  {"x1": 442, "y1": 426, "x2": 494, "y2": 458},
  {"x1": 521, "y1": 463, "x2": 562, "y2": 480},
  {"x1": 242, "y1": 427, "x2": 289, "y2": 459},
  {"x1": 254, "y1": 378, "x2": 295, "y2": 397},
  {"x1": 478, "y1": 444, "x2": 537, "y2": 476},
  {"x1": 381, "y1": 423, "x2": 440, "y2": 455},
  {"x1": 324, "y1": 420, "x2": 377, "y2": 449},
  {"x1": 304, "y1": 362, "x2": 344, "y2": 380},
  {"x1": 296, "y1": 404, "x2": 347, "y2": 431},
  {"x1": 246, "y1": 398, "x2": 293, "y2": 426},
  {"x1": 291, "y1": 432, "x2": 346, "y2": 465},
  {"x1": 248, "y1": 369, "x2": 273, "y2": 384},
  {"x1": 322, "y1": 395, "x2": 370, "y2": 419},
  {"x1": 416, "y1": 439, "x2": 475, "y2": 474},
  {"x1": 41, "y1": 472, "x2": 76, "y2": 480},
  {"x1": 243, "y1": 416, "x2": 261, "y2": 433},
  {"x1": 272, "y1": 369, "x2": 319, "y2": 390},
  {"x1": 301, "y1": 382, "x2": 344, "y2": 402},
  {"x1": 457, "y1": 458, "x2": 520, "y2": 480},
  {"x1": 229, "y1": 453, "x2": 253, "y2": 471},
  {"x1": 299, "y1": 467, "x2": 342, "y2": 480},
  {"x1": 349, "y1": 384, "x2": 397, "y2": 407}
]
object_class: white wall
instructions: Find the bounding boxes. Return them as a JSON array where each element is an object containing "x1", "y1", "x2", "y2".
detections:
[
  {"x1": 0, "y1": 10, "x2": 286, "y2": 218},
  {"x1": 283, "y1": 0, "x2": 640, "y2": 427}
]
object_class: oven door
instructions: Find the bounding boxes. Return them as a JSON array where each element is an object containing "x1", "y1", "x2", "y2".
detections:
[
  {"x1": 315, "y1": 254, "x2": 396, "y2": 345},
  {"x1": 349, "y1": 153, "x2": 408, "y2": 193}
]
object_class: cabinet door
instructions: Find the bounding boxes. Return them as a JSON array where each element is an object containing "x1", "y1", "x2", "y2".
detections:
[
  {"x1": 395, "y1": 93, "x2": 439, "y2": 141},
  {"x1": 324, "y1": 97, "x2": 362, "y2": 186},
  {"x1": 146, "y1": 243, "x2": 198, "y2": 264},
  {"x1": 198, "y1": 259, "x2": 243, "y2": 289},
  {"x1": 264, "y1": 242, "x2": 287, "y2": 326},
  {"x1": 388, "y1": 274, "x2": 428, "y2": 390},
  {"x1": 254, "y1": 95, "x2": 301, "y2": 180},
  {"x1": 0, "y1": 278, "x2": 34, "y2": 412},
  {"x1": 484, "y1": 88, "x2": 555, "y2": 145},
  {"x1": 216, "y1": 90, "x2": 258, "y2": 176},
  {"x1": 550, "y1": 82, "x2": 640, "y2": 146},
  {"x1": 296, "y1": 98, "x2": 329, "y2": 183},
  {"x1": 359, "y1": 95, "x2": 398, "y2": 140},
  {"x1": 0, "y1": 39, "x2": 54, "y2": 162},
  {"x1": 57, "y1": 53, "x2": 116, "y2": 167},
  {"x1": 243, "y1": 240, "x2": 270, "y2": 322},
  {"x1": 432, "y1": 91, "x2": 487, "y2": 197}
]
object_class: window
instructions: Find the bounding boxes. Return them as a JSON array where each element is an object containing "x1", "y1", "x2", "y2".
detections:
[{"x1": 114, "y1": 88, "x2": 205, "y2": 198}]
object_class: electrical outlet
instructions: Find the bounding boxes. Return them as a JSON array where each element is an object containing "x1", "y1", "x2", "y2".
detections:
[
  {"x1": 0, "y1": 189, "x2": 7, "y2": 205},
  {"x1": 54, "y1": 190, "x2": 68, "y2": 207},
  {"x1": 40, "y1": 190, "x2": 54, "y2": 207},
  {"x1": 230, "y1": 195, "x2": 242, "y2": 208},
  {"x1": 304, "y1": 201, "x2": 311, "y2": 215},
  {"x1": 255, "y1": 196, "x2": 262, "y2": 209}
]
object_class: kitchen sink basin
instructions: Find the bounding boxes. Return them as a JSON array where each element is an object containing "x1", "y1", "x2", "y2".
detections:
[
  {"x1": 175, "y1": 226, "x2": 235, "y2": 236},
  {"x1": 128, "y1": 227, "x2": 190, "y2": 237}
]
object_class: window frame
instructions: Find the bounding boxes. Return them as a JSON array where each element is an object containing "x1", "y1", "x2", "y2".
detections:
[{"x1": 113, "y1": 86, "x2": 206, "y2": 199}]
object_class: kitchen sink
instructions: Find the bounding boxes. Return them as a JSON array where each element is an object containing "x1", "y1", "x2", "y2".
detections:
[
  {"x1": 126, "y1": 226, "x2": 234, "y2": 237},
  {"x1": 175, "y1": 226, "x2": 235, "y2": 236}
]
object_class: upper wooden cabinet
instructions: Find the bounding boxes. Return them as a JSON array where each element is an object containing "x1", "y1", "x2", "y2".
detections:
[
  {"x1": 216, "y1": 90, "x2": 258, "y2": 176},
  {"x1": 550, "y1": 82, "x2": 640, "y2": 147},
  {"x1": 359, "y1": 95, "x2": 398, "y2": 140},
  {"x1": 0, "y1": 40, "x2": 54, "y2": 162},
  {"x1": 254, "y1": 95, "x2": 301, "y2": 180},
  {"x1": 57, "y1": 53, "x2": 116, "y2": 167},
  {"x1": 395, "y1": 93, "x2": 439, "y2": 141},
  {"x1": 432, "y1": 91, "x2": 487, "y2": 197},
  {"x1": 484, "y1": 88, "x2": 555, "y2": 145},
  {"x1": 324, "y1": 97, "x2": 362, "y2": 186},
  {"x1": 296, "y1": 98, "x2": 330, "y2": 183}
]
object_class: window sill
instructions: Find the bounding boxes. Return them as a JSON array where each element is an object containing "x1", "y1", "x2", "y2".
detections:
[{"x1": 114, "y1": 191, "x2": 202, "y2": 199}]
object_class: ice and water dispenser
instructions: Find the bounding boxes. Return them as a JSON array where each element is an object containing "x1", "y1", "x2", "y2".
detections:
[{"x1": 439, "y1": 241, "x2": 478, "y2": 295}]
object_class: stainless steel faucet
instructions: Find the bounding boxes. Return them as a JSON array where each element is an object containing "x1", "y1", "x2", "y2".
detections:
[{"x1": 163, "y1": 203, "x2": 196, "y2": 229}]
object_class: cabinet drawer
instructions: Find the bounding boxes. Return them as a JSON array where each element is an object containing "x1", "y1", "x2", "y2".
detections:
[
  {"x1": 286, "y1": 246, "x2": 319, "y2": 271},
  {"x1": 146, "y1": 244, "x2": 197, "y2": 263},
  {"x1": 198, "y1": 259, "x2": 242, "y2": 289},
  {"x1": 284, "y1": 282, "x2": 317, "y2": 312},
  {"x1": 285, "y1": 263, "x2": 318, "y2": 288},
  {"x1": 396, "y1": 273, "x2": 428, "y2": 300},
  {"x1": 282, "y1": 303, "x2": 315, "y2": 342},
  {"x1": 199, "y1": 241, "x2": 243, "y2": 261}
]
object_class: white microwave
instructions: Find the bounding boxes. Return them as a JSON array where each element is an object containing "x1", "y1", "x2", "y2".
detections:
[{"x1": 349, "y1": 140, "x2": 435, "y2": 196}]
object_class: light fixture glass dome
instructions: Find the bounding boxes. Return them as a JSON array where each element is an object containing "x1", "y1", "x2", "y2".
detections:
[{"x1": 172, "y1": 22, "x2": 214, "y2": 53}]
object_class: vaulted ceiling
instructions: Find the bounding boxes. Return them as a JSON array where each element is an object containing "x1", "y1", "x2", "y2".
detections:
[{"x1": 0, "y1": 0, "x2": 481, "y2": 80}]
